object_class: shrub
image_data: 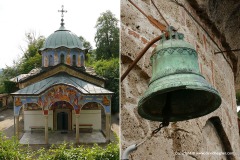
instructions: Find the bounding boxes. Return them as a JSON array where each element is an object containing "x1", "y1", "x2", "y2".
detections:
[
  {"x1": 0, "y1": 133, "x2": 33, "y2": 159},
  {"x1": 38, "y1": 143, "x2": 119, "y2": 160},
  {"x1": 0, "y1": 132, "x2": 120, "y2": 160}
]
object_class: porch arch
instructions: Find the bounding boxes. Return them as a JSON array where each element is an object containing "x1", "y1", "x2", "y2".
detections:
[
  {"x1": 14, "y1": 101, "x2": 42, "y2": 116},
  {"x1": 82, "y1": 101, "x2": 107, "y2": 114},
  {"x1": 50, "y1": 101, "x2": 74, "y2": 131},
  {"x1": 23, "y1": 103, "x2": 42, "y2": 111},
  {"x1": 47, "y1": 100, "x2": 78, "y2": 113},
  {"x1": 81, "y1": 101, "x2": 111, "y2": 142}
]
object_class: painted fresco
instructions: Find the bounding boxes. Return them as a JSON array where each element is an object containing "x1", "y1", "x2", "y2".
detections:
[
  {"x1": 14, "y1": 97, "x2": 39, "y2": 115},
  {"x1": 77, "y1": 55, "x2": 81, "y2": 67},
  {"x1": 14, "y1": 86, "x2": 112, "y2": 115},
  {"x1": 82, "y1": 95, "x2": 111, "y2": 113},
  {"x1": 54, "y1": 52, "x2": 58, "y2": 65},
  {"x1": 15, "y1": 97, "x2": 22, "y2": 106},
  {"x1": 82, "y1": 102, "x2": 101, "y2": 110},
  {"x1": 44, "y1": 55, "x2": 48, "y2": 67},
  {"x1": 37, "y1": 84, "x2": 83, "y2": 111},
  {"x1": 24, "y1": 103, "x2": 41, "y2": 110},
  {"x1": 50, "y1": 101, "x2": 73, "y2": 110},
  {"x1": 66, "y1": 53, "x2": 71, "y2": 65},
  {"x1": 102, "y1": 96, "x2": 110, "y2": 106}
]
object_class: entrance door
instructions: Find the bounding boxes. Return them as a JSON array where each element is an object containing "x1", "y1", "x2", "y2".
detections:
[{"x1": 57, "y1": 112, "x2": 68, "y2": 130}]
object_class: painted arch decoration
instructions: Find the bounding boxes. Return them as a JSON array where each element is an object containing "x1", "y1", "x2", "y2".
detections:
[
  {"x1": 14, "y1": 84, "x2": 112, "y2": 115},
  {"x1": 82, "y1": 95, "x2": 111, "y2": 113}
]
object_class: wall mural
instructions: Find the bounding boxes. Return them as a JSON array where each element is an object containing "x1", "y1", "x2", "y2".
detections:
[
  {"x1": 78, "y1": 55, "x2": 81, "y2": 67},
  {"x1": 82, "y1": 102, "x2": 102, "y2": 110},
  {"x1": 42, "y1": 49, "x2": 86, "y2": 68},
  {"x1": 37, "y1": 85, "x2": 83, "y2": 111},
  {"x1": 14, "y1": 85, "x2": 112, "y2": 115},
  {"x1": 66, "y1": 53, "x2": 71, "y2": 65},
  {"x1": 25, "y1": 103, "x2": 42, "y2": 110},
  {"x1": 14, "y1": 97, "x2": 39, "y2": 115},
  {"x1": 54, "y1": 52, "x2": 58, "y2": 65},
  {"x1": 83, "y1": 95, "x2": 111, "y2": 113},
  {"x1": 44, "y1": 55, "x2": 48, "y2": 67},
  {"x1": 50, "y1": 101, "x2": 73, "y2": 110}
]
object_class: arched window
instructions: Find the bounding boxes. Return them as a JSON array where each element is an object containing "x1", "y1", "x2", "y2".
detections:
[
  {"x1": 49, "y1": 55, "x2": 54, "y2": 66},
  {"x1": 72, "y1": 55, "x2": 76, "y2": 66},
  {"x1": 60, "y1": 54, "x2": 65, "y2": 63}
]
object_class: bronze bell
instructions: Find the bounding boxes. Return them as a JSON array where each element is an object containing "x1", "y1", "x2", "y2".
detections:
[{"x1": 138, "y1": 27, "x2": 222, "y2": 122}]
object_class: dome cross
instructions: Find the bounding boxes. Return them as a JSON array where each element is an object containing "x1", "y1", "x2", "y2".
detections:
[{"x1": 58, "y1": 5, "x2": 67, "y2": 27}]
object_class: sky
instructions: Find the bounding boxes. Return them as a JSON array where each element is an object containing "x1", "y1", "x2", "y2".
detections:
[{"x1": 0, "y1": 0, "x2": 120, "y2": 68}]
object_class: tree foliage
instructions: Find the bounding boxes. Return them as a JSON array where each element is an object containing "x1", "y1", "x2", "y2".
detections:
[
  {"x1": 19, "y1": 32, "x2": 45, "y2": 74},
  {"x1": 95, "y1": 10, "x2": 119, "y2": 60},
  {"x1": 0, "y1": 133, "x2": 32, "y2": 159},
  {"x1": 90, "y1": 11, "x2": 120, "y2": 113},
  {"x1": 3, "y1": 81, "x2": 18, "y2": 93},
  {"x1": 19, "y1": 53, "x2": 42, "y2": 74},
  {"x1": 92, "y1": 58, "x2": 119, "y2": 113},
  {"x1": 2, "y1": 32, "x2": 44, "y2": 77},
  {"x1": 0, "y1": 32, "x2": 44, "y2": 93},
  {"x1": 79, "y1": 36, "x2": 92, "y2": 50}
]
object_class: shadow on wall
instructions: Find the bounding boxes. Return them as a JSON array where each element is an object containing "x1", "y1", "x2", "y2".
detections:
[{"x1": 203, "y1": 116, "x2": 234, "y2": 159}]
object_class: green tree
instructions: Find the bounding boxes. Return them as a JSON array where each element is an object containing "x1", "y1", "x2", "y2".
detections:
[
  {"x1": 94, "y1": 10, "x2": 119, "y2": 60},
  {"x1": 0, "y1": 64, "x2": 20, "y2": 93},
  {"x1": 23, "y1": 32, "x2": 45, "y2": 59},
  {"x1": 79, "y1": 36, "x2": 92, "y2": 49},
  {"x1": 19, "y1": 54, "x2": 42, "y2": 74},
  {"x1": 0, "y1": 32, "x2": 45, "y2": 93},
  {"x1": 85, "y1": 50, "x2": 97, "y2": 67},
  {"x1": 19, "y1": 32, "x2": 45, "y2": 74},
  {"x1": 1, "y1": 65, "x2": 19, "y2": 80},
  {"x1": 93, "y1": 58, "x2": 119, "y2": 113},
  {"x1": 3, "y1": 81, "x2": 18, "y2": 93}
]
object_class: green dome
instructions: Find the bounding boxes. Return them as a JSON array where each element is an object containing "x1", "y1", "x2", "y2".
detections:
[{"x1": 40, "y1": 26, "x2": 84, "y2": 52}]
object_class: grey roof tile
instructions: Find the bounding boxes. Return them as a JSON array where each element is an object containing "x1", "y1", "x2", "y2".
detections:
[{"x1": 12, "y1": 74, "x2": 113, "y2": 95}]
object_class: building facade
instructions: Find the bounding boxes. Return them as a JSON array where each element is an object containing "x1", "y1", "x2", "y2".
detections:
[{"x1": 12, "y1": 19, "x2": 113, "y2": 144}]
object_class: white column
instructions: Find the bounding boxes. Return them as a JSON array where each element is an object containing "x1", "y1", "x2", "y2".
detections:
[
  {"x1": 15, "y1": 115, "x2": 19, "y2": 139},
  {"x1": 45, "y1": 115, "x2": 49, "y2": 144},
  {"x1": 106, "y1": 113, "x2": 111, "y2": 142},
  {"x1": 76, "y1": 114, "x2": 80, "y2": 143}
]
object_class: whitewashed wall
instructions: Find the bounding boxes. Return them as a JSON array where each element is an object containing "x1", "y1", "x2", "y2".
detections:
[
  {"x1": 24, "y1": 110, "x2": 53, "y2": 131},
  {"x1": 72, "y1": 110, "x2": 101, "y2": 130}
]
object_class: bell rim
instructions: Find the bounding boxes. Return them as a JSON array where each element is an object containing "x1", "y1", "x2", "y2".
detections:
[
  {"x1": 137, "y1": 73, "x2": 222, "y2": 122},
  {"x1": 138, "y1": 86, "x2": 222, "y2": 122}
]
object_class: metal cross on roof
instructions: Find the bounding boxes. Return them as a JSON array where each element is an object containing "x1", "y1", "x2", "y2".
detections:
[{"x1": 58, "y1": 5, "x2": 67, "y2": 27}]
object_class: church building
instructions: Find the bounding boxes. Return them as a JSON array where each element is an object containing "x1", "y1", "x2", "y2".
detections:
[{"x1": 12, "y1": 6, "x2": 113, "y2": 144}]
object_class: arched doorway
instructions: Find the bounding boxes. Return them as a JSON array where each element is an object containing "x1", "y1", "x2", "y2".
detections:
[
  {"x1": 57, "y1": 112, "x2": 68, "y2": 130},
  {"x1": 50, "y1": 101, "x2": 73, "y2": 131}
]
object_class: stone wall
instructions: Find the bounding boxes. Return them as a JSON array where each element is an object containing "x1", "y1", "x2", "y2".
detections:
[{"x1": 121, "y1": 0, "x2": 240, "y2": 159}]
